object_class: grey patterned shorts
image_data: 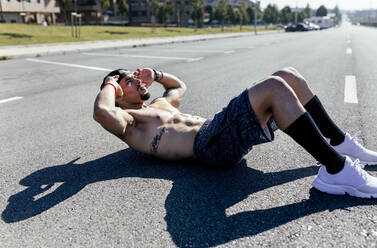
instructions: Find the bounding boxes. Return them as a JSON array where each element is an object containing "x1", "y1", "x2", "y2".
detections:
[{"x1": 193, "y1": 89, "x2": 278, "y2": 167}]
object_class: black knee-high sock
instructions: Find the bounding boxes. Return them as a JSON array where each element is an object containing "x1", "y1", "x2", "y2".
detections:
[
  {"x1": 304, "y1": 96, "x2": 345, "y2": 146},
  {"x1": 283, "y1": 112, "x2": 345, "y2": 174}
]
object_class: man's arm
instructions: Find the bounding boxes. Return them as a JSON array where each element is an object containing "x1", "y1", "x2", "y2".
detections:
[
  {"x1": 93, "y1": 76, "x2": 133, "y2": 140},
  {"x1": 157, "y1": 72, "x2": 187, "y2": 108}
]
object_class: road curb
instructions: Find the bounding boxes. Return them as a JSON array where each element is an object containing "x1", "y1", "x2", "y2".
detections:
[{"x1": 0, "y1": 30, "x2": 281, "y2": 60}]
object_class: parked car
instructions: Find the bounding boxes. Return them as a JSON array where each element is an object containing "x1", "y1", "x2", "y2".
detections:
[
  {"x1": 295, "y1": 23, "x2": 310, "y2": 31},
  {"x1": 285, "y1": 24, "x2": 297, "y2": 32},
  {"x1": 285, "y1": 23, "x2": 310, "y2": 32},
  {"x1": 307, "y1": 22, "x2": 320, "y2": 31}
]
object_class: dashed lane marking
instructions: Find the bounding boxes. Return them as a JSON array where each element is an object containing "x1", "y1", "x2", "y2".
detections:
[
  {"x1": 26, "y1": 58, "x2": 112, "y2": 71},
  {"x1": 346, "y1": 48, "x2": 352, "y2": 54},
  {"x1": 121, "y1": 48, "x2": 227, "y2": 53},
  {"x1": 344, "y1": 75, "x2": 358, "y2": 104},
  {"x1": 0, "y1": 96, "x2": 23, "y2": 104},
  {"x1": 82, "y1": 52, "x2": 203, "y2": 62}
]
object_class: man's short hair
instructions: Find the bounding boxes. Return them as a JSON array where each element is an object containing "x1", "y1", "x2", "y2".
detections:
[{"x1": 100, "y1": 69, "x2": 132, "y2": 90}]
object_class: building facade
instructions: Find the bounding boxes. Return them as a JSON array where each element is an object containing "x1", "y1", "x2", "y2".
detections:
[
  {"x1": 57, "y1": 0, "x2": 193, "y2": 26},
  {"x1": 0, "y1": 0, "x2": 60, "y2": 24},
  {"x1": 0, "y1": 0, "x2": 255, "y2": 25}
]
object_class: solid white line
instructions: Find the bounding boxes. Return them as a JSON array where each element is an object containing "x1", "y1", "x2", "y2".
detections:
[
  {"x1": 346, "y1": 48, "x2": 352, "y2": 54},
  {"x1": 121, "y1": 48, "x2": 225, "y2": 53},
  {"x1": 0, "y1": 96, "x2": 23, "y2": 104},
  {"x1": 82, "y1": 52, "x2": 202, "y2": 62},
  {"x1": 26, "y1": 58, "x2": 112, "y2": 71},
  {"x1": 344, "y1": 75, "x2": 358, "y2": 104}
]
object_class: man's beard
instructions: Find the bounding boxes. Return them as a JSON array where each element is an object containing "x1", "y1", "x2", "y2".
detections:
[{"x1": 140, "y1": 92, "x2": 151, "y2": 101}]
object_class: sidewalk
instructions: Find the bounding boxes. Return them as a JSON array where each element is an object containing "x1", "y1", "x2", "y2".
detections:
[{"x1": 0, "y1": 30, "x2": 280, "y2": 59}]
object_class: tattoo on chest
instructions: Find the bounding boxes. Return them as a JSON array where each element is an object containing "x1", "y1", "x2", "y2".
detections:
[{"x1": 150, "y1": 127, "x2": 166, "y2": 153}]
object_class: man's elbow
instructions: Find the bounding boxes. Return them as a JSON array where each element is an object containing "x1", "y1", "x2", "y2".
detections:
[
  {"x1": 93, "y1": 105, "x2": 108, "y2": 123},
  {"x1": 180, "y1": 81, "x2": 187, "y2": 92}
]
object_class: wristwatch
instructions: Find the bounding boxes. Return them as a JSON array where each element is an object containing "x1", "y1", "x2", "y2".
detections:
[{"x1": 153, "y1": 69, "x2": 163, "y2": 81}]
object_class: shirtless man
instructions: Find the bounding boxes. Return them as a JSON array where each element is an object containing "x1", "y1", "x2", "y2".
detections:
[{"x1": 94, "y1": 67, "x2": 377, "y2": 198}]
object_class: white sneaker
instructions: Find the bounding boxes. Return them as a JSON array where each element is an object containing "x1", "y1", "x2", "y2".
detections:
[
  {"x1": 330, "y1": 133, "x2": 377, "y2": 167},
  {"x1": 312, "y1": 156, "x2": 377, "y2": 198}
]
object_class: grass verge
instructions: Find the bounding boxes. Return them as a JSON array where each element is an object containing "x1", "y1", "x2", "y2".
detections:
[{"x1": 0, "y1": 24, "x2": 280, "y2": 46}]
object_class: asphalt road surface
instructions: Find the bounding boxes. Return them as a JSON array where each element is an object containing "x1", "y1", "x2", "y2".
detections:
[{"x1": 1, "y1": 22, "x2": 377, "y2": 247}]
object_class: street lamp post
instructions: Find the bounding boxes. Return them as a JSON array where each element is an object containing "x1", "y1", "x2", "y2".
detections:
[
  {"x1": 253, "y1": 0, "x2": 260, "y2": 35},
  {"x1": 70, "y1": 0, "x2": 81, "y2": 38},
  {"x1": 294, "y1": 0, "x2": 298, "y2": 24},
  {"x1": 71, "y1": 12, "x2": 76, "y2": 37}
]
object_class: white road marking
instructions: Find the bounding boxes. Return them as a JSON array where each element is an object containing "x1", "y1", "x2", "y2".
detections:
[
  {"x1": 186, "y1": 57, "x2": 204, "y2": 62},
  {"x1": 223, "y1": 50, "x2": 235, "y2": 54},
  {"x1": 26, "y1": 58, "x2": 112, "y2": 71},
  {"x1": 346, "y1": 48, "x2": 352, "y2": 54},
  {"x1": 248, "y1": 46, "x2": 255, "y2": 49},
  {"x1": 121, "y1": 48, "x2": 225, "y2": 53},
  {"x1": 344, "y1": 75, "x2": 358, "y2": 104},
  {"x1": 0, "y1": 96, "x2": 23, "y2": 104},
  {"x1": 82, "y1": 52, "x2": 202, "y2": 62},
  {"x1": 347, "y1": 40, "x2": 351, "y2": 44}
]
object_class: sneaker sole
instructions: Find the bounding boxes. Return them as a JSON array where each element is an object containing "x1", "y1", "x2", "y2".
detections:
[
  {"x1": 312, "y1": 177, "x2": 377, "y2": 198},
  {"x1": 316, "y1": 157, "x2": 377, "y2": 168}
]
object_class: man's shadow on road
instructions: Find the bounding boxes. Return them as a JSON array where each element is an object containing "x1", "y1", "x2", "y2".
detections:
[{"x1": 3, "y1": 149, "x2": 377, "y2": 247}]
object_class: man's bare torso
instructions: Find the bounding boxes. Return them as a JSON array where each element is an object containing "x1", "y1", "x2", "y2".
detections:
[{"x1": 122, "y1": 98, "x2": 206, "y2": 160}]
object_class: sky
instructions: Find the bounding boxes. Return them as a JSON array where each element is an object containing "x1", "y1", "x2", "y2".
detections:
[{"x1": 260, "y1": 0, "x2": 375, "y2": 10}]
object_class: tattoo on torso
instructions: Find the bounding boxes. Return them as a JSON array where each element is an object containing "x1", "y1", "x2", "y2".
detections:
[{"x1": 150, "y1": 127, "x2": 166, "y2": 153}]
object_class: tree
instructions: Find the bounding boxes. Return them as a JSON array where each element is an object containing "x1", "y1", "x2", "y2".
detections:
[
  {"x1": 226, "y1": 4, "x2": 236, "y2": 24},
  {"x1": 191, "y1": 0, "x2": 204, "y2": 30},
  {"x1": 246, "y1": 6, "x2": 254, "y2": 24},
  {"x1": 147, "y1": 0, "x2": 158, "y2": 31},
  {"x1": 304, "y1": 3, "x2": 311, "y2": 17},
  {"x1": 178, "y1": 1, "x2": 185, "y2": 27},
  {"x1": 316, "y1": 5, "x2": 327, "y2": 17},
  {"x1": 56, "y1": 0, "x2": 72, "y2": 24},
  {"x1": 214, "y1": 0, "x2": 228, "y2": 31},
  {"x1": 117, "y1": 0, "x2": 129, "y2": 17},
  {"x1": 297, "y1": 10, "x2": 307, "y2": 22},
  {"x1": 205, "y1": 5, "x2": 214, "y2": 24},
  {"x1": 333, "y1": 5, "x2": 342, "y2": 23},
  {"x1": 263, "y1": 4, "x2": 279, "y2": 24},
  {"x1": 157, "y1": 0, "x2": 173, "y2": 27},
  {"x1": 280, "y1": 6, "x2": 292, "y2": 24},
  {"x1": 99, "y1": 0, "x2": 111, "y2": 10},
  {"x1": 238, "y1": 2, "x2": 249, "y2": 30}
]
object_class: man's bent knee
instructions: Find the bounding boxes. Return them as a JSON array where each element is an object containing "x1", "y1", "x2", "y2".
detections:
[
  {"x1": 249, "y1": 76, "x2": 295, "y2": 99},
  {"x1": 248, "y1": 76, "x2": 298, "y2": 126},
  {"x1": 273, "y1": 67, "x2": 300, "y2": 80},
  {"x1": 264, "y1": 75, "x2": 293, "y2": 92},
  {"x1": 273, "y1": 68, "x2": 307, "y2": 88}
]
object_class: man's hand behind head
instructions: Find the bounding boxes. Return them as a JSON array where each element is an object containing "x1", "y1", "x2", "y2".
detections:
[{"x1": 105, "y1": 75, "x2": 123, "y2": 97}]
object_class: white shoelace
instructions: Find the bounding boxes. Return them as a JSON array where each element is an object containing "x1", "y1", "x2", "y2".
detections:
[
  {"x1": 350, "y1": 131, "x2": 365, "y2": 155},
  {"x1": 352, "y1": 159, "x2": 368, "y2": 180},
  {"x1": 315, "y1": 132, "x2": 366, "y2": 167}
]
